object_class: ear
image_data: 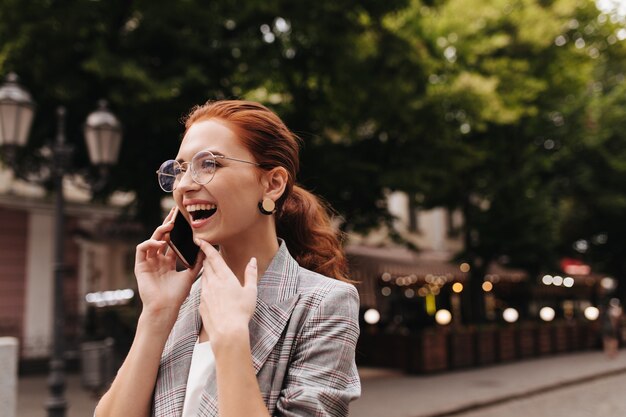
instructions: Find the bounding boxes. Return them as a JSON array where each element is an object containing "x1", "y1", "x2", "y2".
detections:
[{"x1": 261, "y1": 166, "x2": 288, "y2": 202}]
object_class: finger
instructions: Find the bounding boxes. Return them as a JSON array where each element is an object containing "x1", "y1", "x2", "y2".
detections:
[
  {"x1": 147, "y1": 242, "x2": 168, "y2": 260},
  {"x1": 165, "y1": 244, "x2": 177, "y2": 262},
  {"x1": 150, "y1": 221, "x2": 175, "y2": 240},
  {"x1": 195, "y1": 238, "x2": 229, "y2": 277},
  {"x1": 162, "y1": 250, "x2": 177, "y2": 271},
  {"x1": 156, "y1": 240, "x2": 170, "y2": 256},
  {"x1": 136, "y1": 239, "x2": 168, "y2": 253},
  {"x1": 136, "y1": 239, "x2": 168, "y2": 262},
  {"x1": 135, "y1": 244, "x2": 147, "y2": 263},
  {"x1": 244, "y1": 257, "x2": 258, "y2": 289},
  {"x1": 194, "y1": 237, "x2": 213, "y2": 256},
  {"x1": 195, "y1": 239, "x2": 218, "y2": 274},
  {"x1": 163, "y1": 206, "x2": 176, "y2": 224}
]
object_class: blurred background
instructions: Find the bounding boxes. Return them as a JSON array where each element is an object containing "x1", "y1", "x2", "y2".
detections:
[{"x1": 2, "y1": 0, "x2": 626, "y2": 416}]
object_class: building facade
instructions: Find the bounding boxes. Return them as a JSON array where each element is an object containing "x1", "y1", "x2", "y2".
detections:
[{"x1": 0, "y1": 169, "x2": 137, "y2": 361}]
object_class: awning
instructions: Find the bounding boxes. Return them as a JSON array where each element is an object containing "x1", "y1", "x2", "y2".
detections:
[{"x1": 346, "y1": 244, "x2": 527, "y2": 307}]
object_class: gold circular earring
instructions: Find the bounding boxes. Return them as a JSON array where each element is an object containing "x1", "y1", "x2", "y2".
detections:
[{"x1": 258, "y1": 198, "x2": 276, "y2": 215}]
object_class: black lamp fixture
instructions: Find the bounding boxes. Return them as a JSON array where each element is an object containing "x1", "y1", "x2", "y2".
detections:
[{"x1": 0, "y1": 72, "x2": 123, "y2": 417}]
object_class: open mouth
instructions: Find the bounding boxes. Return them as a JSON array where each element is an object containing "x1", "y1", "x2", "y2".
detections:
[{"x1": 187, "y1": 203, "x2": 217, "y2": 221}]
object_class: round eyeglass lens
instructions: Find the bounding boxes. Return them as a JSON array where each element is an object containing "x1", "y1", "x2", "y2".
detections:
[
  {"x1": 191, "y1": 151, "x2": 218, "y2": 184},
  {"x1": 158, "y1": 160, "x2": 179, "y2": 192}
]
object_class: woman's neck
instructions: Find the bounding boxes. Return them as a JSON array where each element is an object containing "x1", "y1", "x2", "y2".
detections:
[{"x1": 218, "y1": 231, "x2": 280, "y2": 285}]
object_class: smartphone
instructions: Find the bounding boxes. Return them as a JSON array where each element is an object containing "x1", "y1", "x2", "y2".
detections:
[{"x1": 167, "y1": 208, "x2": 200, "y2": 269}]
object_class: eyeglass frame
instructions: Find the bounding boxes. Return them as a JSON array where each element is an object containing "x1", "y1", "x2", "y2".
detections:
[{"x1": 156, "y1": 149, "x2": 261, "y2": 192}]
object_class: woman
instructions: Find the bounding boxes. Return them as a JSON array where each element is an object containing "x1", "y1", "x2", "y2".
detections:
[
  {"x1": 602, "y1": 298, "x2": 622, "y2": 359},
  {"x1": 95, "y1": 100, "x2": 361, "y2": 417}
]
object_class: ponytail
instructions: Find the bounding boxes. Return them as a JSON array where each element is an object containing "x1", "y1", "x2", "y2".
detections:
[{"x1": 277, "y1": 186, "x2": 351, "y2": 282}]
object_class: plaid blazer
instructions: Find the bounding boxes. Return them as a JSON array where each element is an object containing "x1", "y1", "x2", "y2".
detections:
[{"x1": 152, "y1": 241, "x2": 361, "y2": 416}]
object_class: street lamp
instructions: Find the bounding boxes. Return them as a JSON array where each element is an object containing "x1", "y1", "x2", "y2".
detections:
[
  {"x1": 0, "y1": 73, "x2": 35, "y2": 161},
  {"x1": 84, "y1": 99, "x2": 123, "y2": 180},
  {"x1": 0, "y1": 72, "x2": 123, "y2": 417}
]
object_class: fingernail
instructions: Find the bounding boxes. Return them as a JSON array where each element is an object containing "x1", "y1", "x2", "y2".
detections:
[
  {"x1": 194, "y1": 238, "x2": 200, "y2": 245},
  {"x1": 250, "y1": 257, "x2": 257, "y2": 268}
]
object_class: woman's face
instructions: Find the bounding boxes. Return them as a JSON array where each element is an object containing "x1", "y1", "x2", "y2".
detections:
[{"x1": 173, "y1": 119, "x2": 263, "y2": 245}]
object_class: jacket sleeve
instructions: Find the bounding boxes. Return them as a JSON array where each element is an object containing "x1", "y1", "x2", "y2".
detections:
[{"x1": 275, "y1": 283, "x2": 362, "y2": 417}]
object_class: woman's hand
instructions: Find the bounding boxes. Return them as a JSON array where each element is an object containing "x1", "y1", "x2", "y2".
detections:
[
  {"x1": 134, "y1": 208, "x2": 204, "y2": 322},
  {"x1": 195, "y1": 239, "x2": 258, "y2": 350}
]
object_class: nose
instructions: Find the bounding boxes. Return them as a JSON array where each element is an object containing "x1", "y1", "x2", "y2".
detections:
[{"x1": 176, "y1": 167, "x2": 201, "y2": 192}]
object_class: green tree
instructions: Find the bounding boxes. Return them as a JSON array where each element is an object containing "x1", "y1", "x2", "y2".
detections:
[
  {"x1": 557, "y1": 18, "x2": 626, "y2": 301},
  {"x1": 382, "y1": 0, "x2": 618, "y2": 322}
]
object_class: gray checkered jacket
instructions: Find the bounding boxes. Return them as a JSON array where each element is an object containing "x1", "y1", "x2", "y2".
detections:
[{"x1": 152, "y1": 241, "x2": 361, "y2": 416}]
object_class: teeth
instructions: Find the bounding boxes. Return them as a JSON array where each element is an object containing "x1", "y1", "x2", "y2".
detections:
[{"x1": 187, "y1": 203, "x2": 217, "y2": 212}]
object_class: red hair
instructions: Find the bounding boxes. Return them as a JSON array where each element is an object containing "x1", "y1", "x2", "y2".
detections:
[{"x1": 183, "y1": 100, "x2": 349, "y2": 282}]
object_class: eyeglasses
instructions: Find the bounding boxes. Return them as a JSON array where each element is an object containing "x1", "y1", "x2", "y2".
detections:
[{"x1": 156, "y1": 150, "x2": 260, "y2": 192}]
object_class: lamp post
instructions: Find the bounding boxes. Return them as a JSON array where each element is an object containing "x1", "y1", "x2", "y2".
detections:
[{"x1": 0, "y1": 73, "x2": 122, "y2": 417}]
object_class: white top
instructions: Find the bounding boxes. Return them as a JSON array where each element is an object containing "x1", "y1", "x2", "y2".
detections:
[{"x1": 181, "y1": 339, "x2": 215, "y2": 417}]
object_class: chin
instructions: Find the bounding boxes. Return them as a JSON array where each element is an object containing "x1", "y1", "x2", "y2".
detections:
[
  {"x1": 196, "y1": 227, "x2": 235, "y2": 244},
  {"x1": 194, "y1": 231, "x2": 218, "y2": 244}
]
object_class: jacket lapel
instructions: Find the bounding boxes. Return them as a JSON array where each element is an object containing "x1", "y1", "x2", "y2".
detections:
[
  {"x1": 249, "y1": 293, "x2": 300, "y2": 374},
  {"x1": 249, "y1": 240, "x2": 301, "y2": 374},
  {"x1": 199, "y1": 241, "x2": 300, "y2": 414}
]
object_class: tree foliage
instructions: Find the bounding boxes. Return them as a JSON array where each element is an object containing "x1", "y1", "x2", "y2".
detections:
[
  {"x1": 0, "y1": 0, "x2": 409, "y2": 229},
  {"x1": 375, "y1": 0, "x2": 626, "y2": 320}
]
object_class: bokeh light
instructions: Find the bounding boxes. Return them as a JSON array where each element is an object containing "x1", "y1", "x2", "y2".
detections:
[
  {"x1": 364, "y1": 308, "x2": 381, "y2": 325},
  {"x1": 584, "y1": 306, "x2": 600, "y2": 321},
  {"x1": 435, "y1": 309, "x2": 452, "y2": 325},
  {"x1": 601, "y1": 277, "x2": 617, "y2": 291},
  {"x1": 539, "y1": 307, "x2": 556, "y2": 322},
  {"x1": 503, "y1": 308, "x2": 519, "y2": 323}
]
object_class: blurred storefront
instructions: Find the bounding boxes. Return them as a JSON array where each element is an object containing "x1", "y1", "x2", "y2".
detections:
[
  {"x1": 347, "y1": 191, "x2": 613, "y2": 373},
  {"x1": 346, "y1": 244, "x2": 528, "y2": 331},
  {"x1": 347, "y1": 245, "x2": 609, "y2": 373},
  {"x1": 0, "y1": 169, "x2": 140, "y2": 367}
]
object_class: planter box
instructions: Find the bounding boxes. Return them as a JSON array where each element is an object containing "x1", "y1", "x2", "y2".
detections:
[
  {"x1": 517, "y1": 326, "x2": 536, "y2": 358},
  {"x1": 535, "y1": 325, "x2": 553, "y2": 355},
  {"x1": 449, "y1": 329, "x2": 475, "y2": 369},
  {"x1": 407, "y1": 330, "x2": 448, "y2": 374},
  {"x1": 553, "y1": 323, "x2": 569, "y2": 352},
  {"x1": 356, "y1": 333, "x2": 408, "y2": 370},
  {"x1": 576, "y1": 322, "x2": 598, "y2": 350},
  {"x1": 568, "y1": 323, "x2": 583, "y2": 350},
  {"x1": 475, "y1": 327, "x2": 497, "y2": 366},
  {"x1": 584, "y1": 322, "x2": 601, "y2": 349},
  {"x1": 497, "y1": 327, "x2": 517, "y2": 362}
]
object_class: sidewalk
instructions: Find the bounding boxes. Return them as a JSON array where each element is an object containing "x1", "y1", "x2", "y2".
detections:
[
  {"x1": 17, "y1": 349, "x2": 626, "y2": 417},
  {"x1": 351, "y1": 349, "x2": 626, "y2": 417}
]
